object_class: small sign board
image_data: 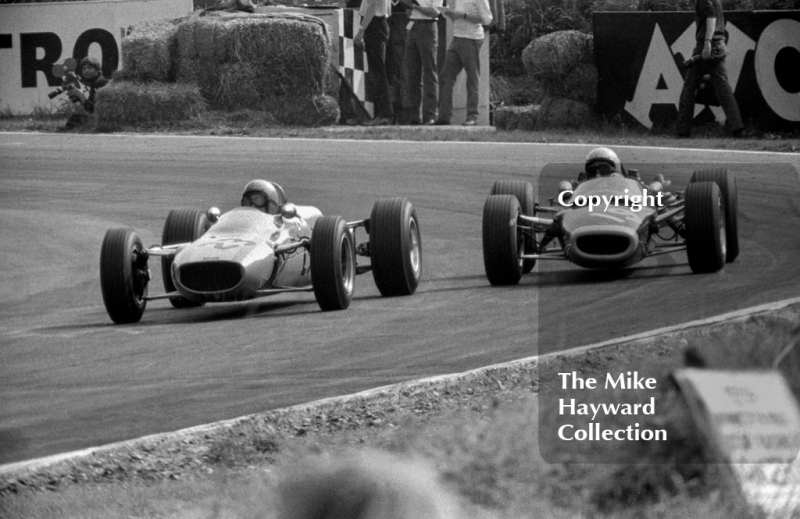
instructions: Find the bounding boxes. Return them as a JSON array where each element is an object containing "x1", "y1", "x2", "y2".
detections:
[{"x1": 672, "y1": 369, "x2": 800, "y2": 518}]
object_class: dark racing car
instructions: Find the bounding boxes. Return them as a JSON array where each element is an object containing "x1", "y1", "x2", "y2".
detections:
[
  {"x1": 482, "y1": 147, "x2": 739, "y2": 285},
  {"x1": 100, "y1": 180, "x2": 422, "y2": 323}
]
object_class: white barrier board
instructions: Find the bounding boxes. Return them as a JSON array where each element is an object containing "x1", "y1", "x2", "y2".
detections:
[{"x1": 0, "y1": 0, "x2": 192, "y2": 114}]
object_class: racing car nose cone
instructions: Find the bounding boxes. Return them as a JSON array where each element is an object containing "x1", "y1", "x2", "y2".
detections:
[
  {"x1": 179, "y1": 261, "x2": 244, "y2": 292},
  {"x1": 568, "y1": 225, "x2": 639, "y2": 268}
]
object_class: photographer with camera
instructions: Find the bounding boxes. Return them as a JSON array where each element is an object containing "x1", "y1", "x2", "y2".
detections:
[
  {"x1": 55, "y1": 57, "x2": 108, "y2": 129},
  {"x1": 676, "y1": 0, "x2": 744, "y2": 138}
]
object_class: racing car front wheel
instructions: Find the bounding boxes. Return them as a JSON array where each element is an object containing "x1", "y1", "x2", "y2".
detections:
[
  {"x1": 100, "y1": 228, "x2": 148, "y2": 324},
  {"x1": 161, "y1": 209, "x2": 210, "y2": 308},
  {"x1": 490, "y1": 180, "x2": 536, "y2": 273},
  {"x1": 685, "y1": 182, "x2": 726, "y2": 274},
  {"x1": 483, "y1": 194, "x2": 524, "y2": 285},
  {"x1": 369, "y1": 197, "x2": 422, "y2": 297},
  {"x1": 310, "y1": 215, "x2": 356, "y2": 311},
  {"x1": 690, "y1": 168, "x2": 738, "y2": 263}
]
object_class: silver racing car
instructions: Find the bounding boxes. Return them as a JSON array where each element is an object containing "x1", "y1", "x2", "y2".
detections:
[
  {"x1": 100, "y1": 180, "x2": 422, "y2": 324},
  {"x1": 482, "y1": 148, "x2": 739, "y2": 285}
]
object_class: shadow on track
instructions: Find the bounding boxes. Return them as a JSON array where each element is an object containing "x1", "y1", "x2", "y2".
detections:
[{"x1": 532, "y1": 262, "x2": 695, "y2": 287}]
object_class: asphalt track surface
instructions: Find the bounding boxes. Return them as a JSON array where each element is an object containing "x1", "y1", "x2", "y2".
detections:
[{"x1": 1, "y1": 133, "x2": 799, "y2": 464}]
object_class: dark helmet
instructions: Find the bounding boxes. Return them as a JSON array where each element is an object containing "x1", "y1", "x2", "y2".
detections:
[
  {"x1": 584, "y1": 147, "x2": 621, "y2": 179},
  {"x1": 241, "y1": 180, "x2": 286, "y2": 214},
  {"x1": 80, "y1": 56, "x2": 101, "y2": 71}
]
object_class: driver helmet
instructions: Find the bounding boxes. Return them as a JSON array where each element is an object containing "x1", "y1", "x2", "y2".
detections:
[
  {"x1": 241, "y1": 180, "x2": 286, "y2": 214},
  {"x1": 584, "y1": 147, "x2": 621, "y2": 179}
]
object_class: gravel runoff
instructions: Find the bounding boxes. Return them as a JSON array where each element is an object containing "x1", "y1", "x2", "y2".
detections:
[{"x1": 2, "y1": 297, "x2": 799, "y2": 495}]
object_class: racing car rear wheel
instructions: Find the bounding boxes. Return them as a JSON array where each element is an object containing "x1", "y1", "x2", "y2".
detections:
[
  {"x1": 311, "y1": 216, "x2": 356, "y2": 311},
  {"x1": 369, "y1": 197, "x2": 422, "y2": 297},
  {"x1": 685, "y1": 181, "x2": 726, "y2": 274},
  {"x1": 100, "y1": 228, "x2": 148, "y2": 324},
  {"x1": 483, "y1": 194, "x2": 523, "y2": 285},
  {"x1": 161, "y1": 209, "x2": 210, "y2": 308},
  {"x1": 690, "y1": 168, "x2": 738, "y2": 263},
  {"x1": 490, "y1": 180, "x2": 536, "y2": 273}
]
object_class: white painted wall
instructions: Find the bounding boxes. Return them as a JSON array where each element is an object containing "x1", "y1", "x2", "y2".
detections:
[{"x1": 0, "y1": 0, "x2": 192, "y2": 114}]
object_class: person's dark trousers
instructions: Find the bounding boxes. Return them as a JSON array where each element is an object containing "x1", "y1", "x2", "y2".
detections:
[
  {"x1": 677, "y1": 52, "x2": 743, "y2": 136},
  {"x1": 438, "y1": 37, "x2": 482, "y2": 123},
  {"x1": 387, "y1": 12, "x2": 408, "y2": 123},
  {"x1": 364, "y1": 17, "x2": 394, "y2": 119},
  {"x1": 402, "y1": 21, "x2": 438, "y2": 123}
]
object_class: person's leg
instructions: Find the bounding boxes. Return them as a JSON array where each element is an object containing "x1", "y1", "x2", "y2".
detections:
[
  {"x1": 419, "y1": 22, "x2": 438, "y2": 123},
  {"x1": 364, "y1": 18, "x2": 393, "y2": 119},
  {"x1": 676, "y1": 62, "x2": 705, "y2": 136},
  {"x1": 387, "y1": 14, "x2": 407, "y2": 123},
  {"x1": 708, "y1": 59, "x2": 744, "y2": 134},
  {"x1": 403, "y1": 26, "x2": 423, "y2": 124},
  {"x1": 437, "y1": 40, "x2": 464, "y2": 124},
  {"x1": 462, "y1": 37, "x2": 483, "y2": 121}
]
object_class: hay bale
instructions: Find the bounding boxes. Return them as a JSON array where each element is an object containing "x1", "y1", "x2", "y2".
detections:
[
  {"x1": 522, "y1": 30, "x2": 593, "y2": 85},
  {"x1": 537, "y1": 95, "x2": 596, "y2": 128},
  {"x1": 121, "y1": 19, "x2": 180, "y2": 82},
  {"x1": 561, "y1": 63, "x2": 598, "y2": 106},
  {"x1": 174, "y1": 14, "x2": 331, "y2": 111},
  {"x1": 493, "y1": 105, "x2": 539, "y2": 131},
  {"x1": 273, "y1": 94, "x2": 340, "y2": 127},
  {"x1": 95, "y1": 80, "x2": 207, "y2": 129}
]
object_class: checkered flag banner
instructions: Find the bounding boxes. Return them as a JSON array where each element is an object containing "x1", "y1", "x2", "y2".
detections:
[{"x1": 338, "y1": 8, "x2": 373, "y2": 118}]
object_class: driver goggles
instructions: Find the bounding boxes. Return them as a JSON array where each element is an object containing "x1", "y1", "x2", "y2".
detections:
[
  {"x1": 243, "y1": 192, "x2": 269, "y2": 208},
  {"x1": 586, "y1": 161, "x2": 614, "y2": 177}
]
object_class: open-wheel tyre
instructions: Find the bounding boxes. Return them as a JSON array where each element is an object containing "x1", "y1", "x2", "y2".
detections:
[
  {"x1": 685, "y1": 181, "x2": 726, "y2": 274},
  {"x1": 690, "y1": 168, "x2": 738, "y2": 262},
  {"x1": 161, "y1": 208, "x2": 210, "y2": 308},
  {"x1": 482, "y1": 194, "x2": 523, "y2": 285},
  {"x1": 100, "y1": 228, "x2": 149, "y2": 324},
  {"x1": 310, "y1": 215, "x2": 356, "y2": 311},
  {"x1": 369, "y1": 197, "x2": 422, "y2": 297},
  {"x1": 490, "y1": 180, "x2": 536, "y2": 273}
]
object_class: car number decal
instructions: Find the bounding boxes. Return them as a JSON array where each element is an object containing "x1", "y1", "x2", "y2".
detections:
[{"x1": 199, "y1": 238, "x2": 255, "y2": 250}]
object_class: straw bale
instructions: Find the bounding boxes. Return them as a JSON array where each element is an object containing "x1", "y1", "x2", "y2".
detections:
[
  {"x1": 560, "y1": 63, "x2": 598, "y2": 106},
  {"x1": 272, "y1": 94, "x2": 340, "y2": 127},
  {"x1": 121, "y1": 19, "x2": 180, "y2": 82},
  {"x1": 214, "y1": 61, "x2": 262, "y2": 110},
  {"x1": 536, "y1": 95, "x2": 596, "y2": 128},
  {"x1": 173, "y1": 15, "x2": 331, "y2": 110},
  {"x1": 522, "y1": 30, "x2": 593, "y2": 84},
  {"x1": 493, "y1": 105, "x2": 539, "y2": 131},
  {"x1": 95, "y1": 80, "x2": 207, "y2": 129}
]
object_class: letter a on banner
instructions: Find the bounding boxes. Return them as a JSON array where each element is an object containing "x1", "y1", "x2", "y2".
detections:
[{"x1": 624, "y1": 23, "x2": 684, "y2": 129}]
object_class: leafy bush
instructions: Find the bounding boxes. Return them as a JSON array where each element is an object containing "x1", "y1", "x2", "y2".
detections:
[{"x1": 491, "y1": 0, "x2": 799, "y2": 77}]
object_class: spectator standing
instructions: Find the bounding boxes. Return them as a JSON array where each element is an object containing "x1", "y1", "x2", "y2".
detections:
[
  {"x1": 355, "y1": 0, "x2": 394, "y2": 126},
  {"x1": 387, "y1": 2, "x2": 409, "y2": 124},
  {"x1": 399, "y1": 0, "x2": 442, "y2": 125},
  {"x1": 676, "y1": 0, "x2": 744, "y2": 138},
  {"x1": 434, "y1": 0, "x2": 492, "y2": 126}
]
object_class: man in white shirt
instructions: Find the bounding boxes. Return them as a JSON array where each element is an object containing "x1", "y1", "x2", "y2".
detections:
[
  {"x1": 398, "y1": 0, "x2": 443, "y2": 125},
  {"x1": 434, "y1": 0, "x2": 492, "y2": 126},
  {"x1": 355, "y1": 0, "x2": 395, "y2": 125}
]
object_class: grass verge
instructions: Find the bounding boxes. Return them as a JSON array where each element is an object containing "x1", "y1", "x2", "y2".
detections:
[
  {"x1": 0, "y1": 110, "x2": 798, "y2": 154},
  {"x1": 2, "y1": 303, "x2": 799, "y2": 518}
]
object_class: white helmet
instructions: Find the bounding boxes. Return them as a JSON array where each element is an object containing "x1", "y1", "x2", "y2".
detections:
[
  {"x1": 585, "y1": 147, "x2": 621, "y2": 179},
  {"x1": 241, "y1": 179, "x2": 286, "y2": 214}
]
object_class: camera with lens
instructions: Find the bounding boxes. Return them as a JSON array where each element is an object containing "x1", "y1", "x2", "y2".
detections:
[
  {"x1": 48, "y1": 58, "x2": 83, "y2": 100},
  {"x1": 682, "y1": 55, "x2": 703, "y2": 69}
]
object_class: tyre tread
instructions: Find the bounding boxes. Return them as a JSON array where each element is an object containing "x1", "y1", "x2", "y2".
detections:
[{"x1": 482, "y1": 194, "x2": 523, "y2": 285}]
